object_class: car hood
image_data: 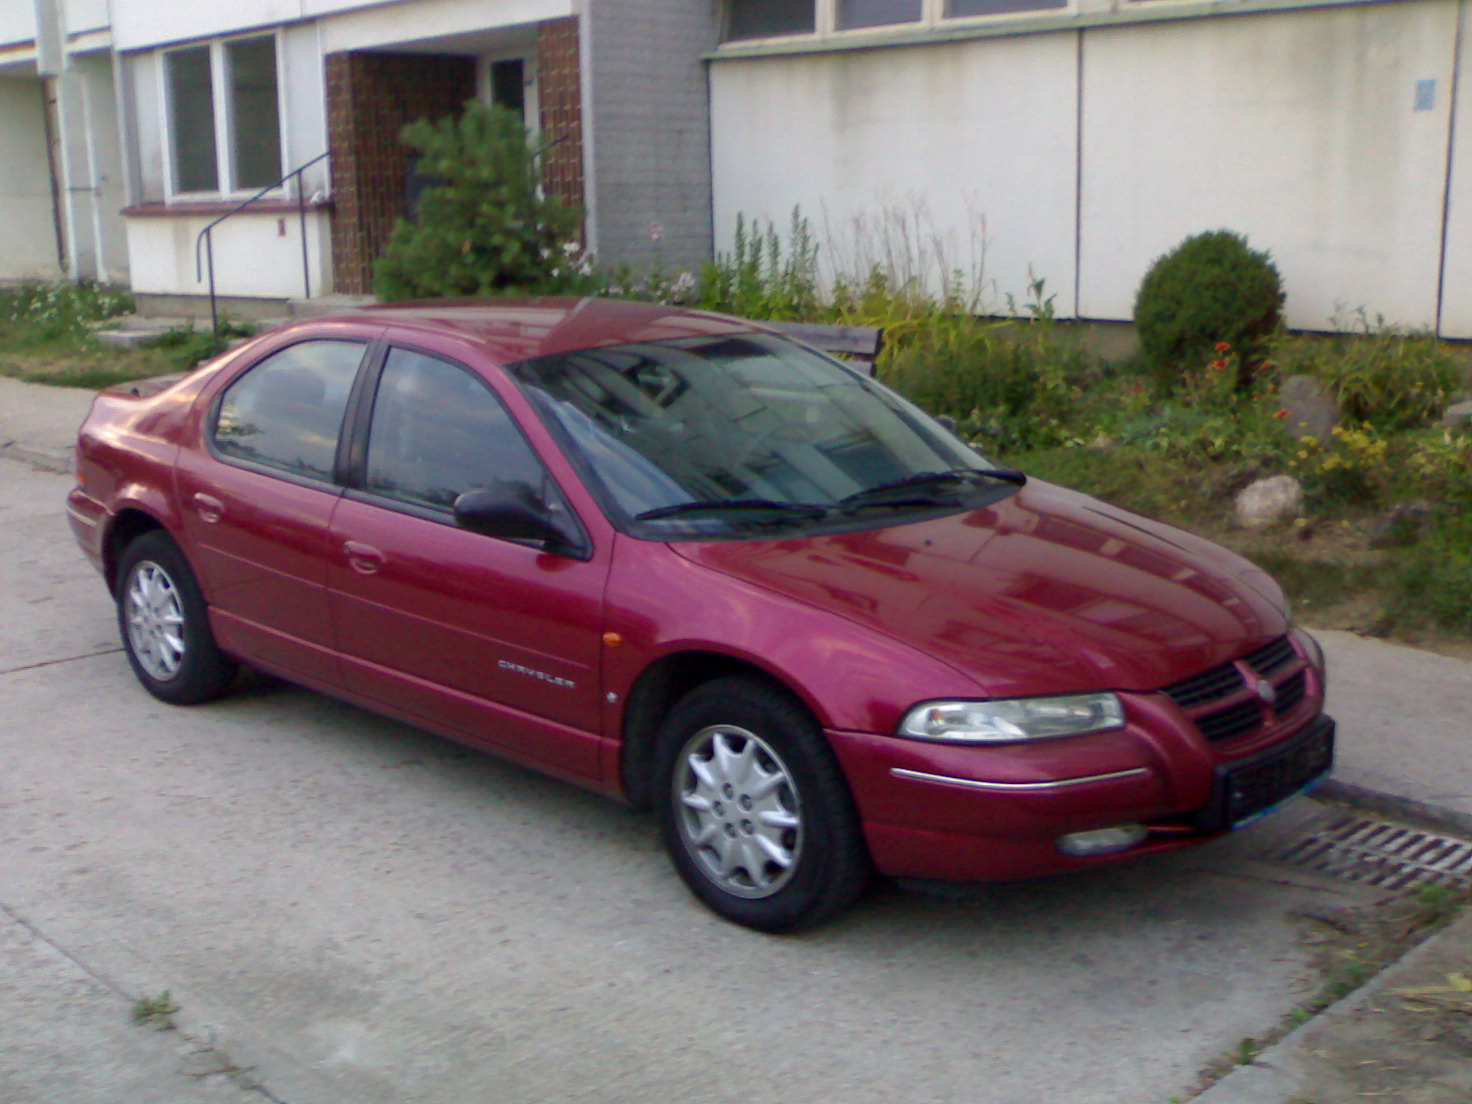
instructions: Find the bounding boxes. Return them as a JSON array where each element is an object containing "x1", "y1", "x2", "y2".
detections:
[{"x1": 668, "y1": 480, "x2": 1287, "y2": 698}]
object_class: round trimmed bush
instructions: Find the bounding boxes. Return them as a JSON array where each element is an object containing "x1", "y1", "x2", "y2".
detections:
[{"x1": 1134, "y1": 230, "x2": 1285, "y2": 391}]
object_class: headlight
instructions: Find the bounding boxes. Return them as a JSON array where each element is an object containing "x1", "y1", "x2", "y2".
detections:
[{"x1": 897, "y1": 693, "x2": 1125, "y2": 744}]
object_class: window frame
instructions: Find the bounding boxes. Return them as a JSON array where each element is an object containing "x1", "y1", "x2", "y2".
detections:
[
  {"x1": 343, "y1": 342, "x2": 592, "y2": 555},
  {"x1": 207, "y1": 338, "x2": 370, "y2": 490},
  {"x1": 722, "y1": 0, "x2": 1074, "y2": 44},
  {"x1": 160, "y1": 31, "x2": 288, "y2": 200}
]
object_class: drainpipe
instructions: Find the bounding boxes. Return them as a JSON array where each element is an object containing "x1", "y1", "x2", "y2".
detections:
[{"x1": 1435, "y1": 0, "x2": 1467, "y2": 338}]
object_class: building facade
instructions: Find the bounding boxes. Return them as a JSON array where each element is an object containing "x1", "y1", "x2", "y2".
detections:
[{"x1": 710, "y1": 0, "x2": 1472, "y2": 338}]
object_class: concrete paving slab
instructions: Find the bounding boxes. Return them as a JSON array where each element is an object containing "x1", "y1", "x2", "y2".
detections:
[
  {"x1": 0, "y1": 457, "x2": 1393, "y2": 1104},
  {"x1": 1317, "y1": 630, "x2": 1472, "y2": 834},
  {"x1": 0, "y1": 376, "x2": 96, "y2": 475}
]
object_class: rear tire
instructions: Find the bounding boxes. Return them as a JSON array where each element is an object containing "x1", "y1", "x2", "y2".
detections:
[
  {"x1": 116, "y1": 531, "x2": 236, "y2": 705},
  {"x1": 654, "y1": 676, "x2": 869, "y2": 932}
]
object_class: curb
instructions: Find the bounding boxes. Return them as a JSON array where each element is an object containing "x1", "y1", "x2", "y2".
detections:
[
  {"x1": 1192, "y1": 781, "x2": 1472, "y2": 1103},
  {"x1": 1194, "y1": 907, "x2": 1472, "y2": 1104},
  {"x1": 1317, "y1": 777, "x2": 1472, "y2": 841}
]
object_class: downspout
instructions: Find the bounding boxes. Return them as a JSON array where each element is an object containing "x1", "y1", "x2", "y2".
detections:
[
  {"x1": 38, "y1": 80, "x2": 67, "y2": 273},
  {"x1": 1435, "y1": 0, "x2": 1466, "y2": 337},
  {"x1": 81, "y1": 72, "x2": 107, "y2": 280},
  {"x1": 577, "y1": 0, "x2": 599, "y2": 256}
]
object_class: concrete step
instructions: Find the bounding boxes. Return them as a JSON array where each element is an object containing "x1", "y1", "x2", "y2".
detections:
[{"x1": 287, "y1": 295, "x2": 376, "y2": 320}]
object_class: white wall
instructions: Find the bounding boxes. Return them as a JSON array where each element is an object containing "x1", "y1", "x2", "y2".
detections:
[
  {"x1": 125, "y1": 208, "x2": 332, "y2": 298},
  {"x1": 0, "y1": 5, "x2": 37, "y2": 51},
  {"x1": 0, "y1": 77, "x2": 62, "y2": 279},
  {"x1": 710, "y1": 0, "x2": 1472, "y2": 335},
  {"x1": 1439, "y1": 3, "x2": 1472, "y2": 339},
  {"x1": 1080, "y1": 3, "x2": 1461, "y2": 331},
  {"x1": 110, "y1": 0, "x2": 571, "y2": 52},
  {"x1": 710, "y1": 32, "x2": 1079, "y2": 312}
]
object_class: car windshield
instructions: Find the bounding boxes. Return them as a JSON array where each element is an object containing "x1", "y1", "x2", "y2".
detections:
[{"x1": 511, "y1": 332, "x2": 1019, "y2": 538}]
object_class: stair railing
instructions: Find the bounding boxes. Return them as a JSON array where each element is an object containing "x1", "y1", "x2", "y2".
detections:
[{"x1": 193, "y1": 151, "x2": 331, "y2": 336}]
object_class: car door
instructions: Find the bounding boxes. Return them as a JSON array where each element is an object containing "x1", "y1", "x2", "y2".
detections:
[
  {"x1": 326, "y1": 344, "x2": 609, "y2": 782},
  {"x1": 175, "y1": 337, "x2": 368, "y2": 685}
]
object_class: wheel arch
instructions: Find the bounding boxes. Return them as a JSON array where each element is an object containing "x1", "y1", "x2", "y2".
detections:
[
  {"x1": 619, "y1": 651, "x2": 819, "y2": 811},
  {"x1": 103, "y1": 508, "x2": 170, "y2": 596}
]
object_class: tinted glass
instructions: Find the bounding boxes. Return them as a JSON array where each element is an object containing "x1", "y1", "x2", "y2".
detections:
[
  {"x1": 214, "y1": 341, "x2": 364, "y2": 479},
  {"x1": 839, "y1": 0, "x2": 922, "y2": 29},
  {"x1": 726, "y1": 0, "x2": 815, "y2": 41},
  {"x1": 365, "y1": 348, "x2": 547, "y2": 510},
  {"x1": 227, "y1": 36, "x2": 282, "y2": 190},
  {"x1": 514, "y1": 333, "x2": 992, "y2": 535},
  {"x1": 947, "y1": 0, "x2": 1066, "y2": 16},
  {"x1": 167, "y1": 46, "x2": 218, "y2": 193}
]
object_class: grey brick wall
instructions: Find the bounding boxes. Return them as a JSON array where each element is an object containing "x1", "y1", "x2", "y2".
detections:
[{"x1": 585, "y1": 0, "x2": 721, "y2": 277}]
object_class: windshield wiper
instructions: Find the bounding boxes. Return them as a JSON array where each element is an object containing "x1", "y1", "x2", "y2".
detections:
[
  {"x1": 837, "y1": 467, "x2": 1025, "y2": 512},
  {"x1": 634, "y1": 498, "x2": 831, "y2": 523}
]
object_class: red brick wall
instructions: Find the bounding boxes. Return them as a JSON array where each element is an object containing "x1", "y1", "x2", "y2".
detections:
[
  {"x1": 538, "y1": 18, "x2": 586, "y2": 228},
  {"x1": 326, "y1": 51, "x2": 476, "y2": 295}
]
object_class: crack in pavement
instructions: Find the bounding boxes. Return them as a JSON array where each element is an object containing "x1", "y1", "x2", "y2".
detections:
[
  {"x1": 0, "y1": 647, "x2": 125, "y2": 678},
  {"x1": 0, "y1": 900, "x2": 293, "y2": 1104}
]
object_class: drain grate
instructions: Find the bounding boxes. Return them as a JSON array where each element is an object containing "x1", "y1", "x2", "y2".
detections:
[{"x1": 1273, "y1": 812, "x2": 1472, "y2": 890}]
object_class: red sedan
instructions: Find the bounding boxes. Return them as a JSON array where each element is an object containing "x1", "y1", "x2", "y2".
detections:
[{"x1": 68, "y1": 299, "x2": 1333, "y2": 931}]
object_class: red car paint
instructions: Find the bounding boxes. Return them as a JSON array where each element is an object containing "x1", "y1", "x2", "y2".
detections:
[{"x1": 69, "y1": 299, "x2": 1332, "y2": 886}]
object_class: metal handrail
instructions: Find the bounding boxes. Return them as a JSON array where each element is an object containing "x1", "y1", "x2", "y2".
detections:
[{"x1": 193, "y1": 151, "x2": 331, "y2": 336}]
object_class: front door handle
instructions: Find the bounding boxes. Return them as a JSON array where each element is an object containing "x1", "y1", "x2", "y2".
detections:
[
  {"x1": 192, "y1": 493, "x2": 224, "y2": 523},
  {"x1": 343, "y1": 540, "x2": 385, "y2": 576}
]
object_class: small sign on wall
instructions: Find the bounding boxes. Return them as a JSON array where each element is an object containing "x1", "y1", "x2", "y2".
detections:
[{"x1": 1415, "y1": 79, "x2": 1437, "y2": 112}]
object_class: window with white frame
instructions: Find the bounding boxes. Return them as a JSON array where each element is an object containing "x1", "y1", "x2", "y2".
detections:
[
  {"x1": 723, "y1": 0, "x2": 1067, "y2": 41},
  {"x1": 164, "y1": 33, "x2": 283, "y2": 197}
]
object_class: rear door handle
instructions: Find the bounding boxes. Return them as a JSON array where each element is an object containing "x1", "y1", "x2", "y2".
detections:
[
  {"x1": 192, "y1": 493, "x2": 224, "y2": 523},
  {"x1": 343, "y1": 540, "x2": 385, "y2": 576}
]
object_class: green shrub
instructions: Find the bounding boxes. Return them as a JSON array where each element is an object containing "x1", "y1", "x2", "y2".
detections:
[
  {"x1": 374, "y1": 102, "x2": 585, "y2": 301},
  {"x1": 1395, "y1": 511, "x2": 1472, "y2": 634},
  {"x1": 1270, "y1": 319, "x2": 1462, "y2": 431},
  {"x1": 0, "y1": 279, "x2": 132, "y2": 347},
  {"x1": 1134, "y1": 230, "x2": 1284, "y2": 392}
]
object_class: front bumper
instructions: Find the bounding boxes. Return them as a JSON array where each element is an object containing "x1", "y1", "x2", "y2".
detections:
[{"x1": 826, "y1": 650, "x2": 1334, "y2": 883}]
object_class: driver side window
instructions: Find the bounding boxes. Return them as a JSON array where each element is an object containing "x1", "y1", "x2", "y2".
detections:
[{"x1": 364, "y1": 348, "x2": 547, "y2": 511}]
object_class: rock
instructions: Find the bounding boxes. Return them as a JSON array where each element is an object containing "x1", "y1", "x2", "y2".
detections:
[
  {"x1": 1235, "y1": 475, "x2": 1303, "y2": 530},
  {"x1": 1369, "y1": 500, "x2": 1436, "y2": 549},
  {"x1": 1442, "y1": 400, "x2": 1472, "y2": 428},
  {"x1": 1276, "y1": 375, "x2": 1338, "y2": 443}
]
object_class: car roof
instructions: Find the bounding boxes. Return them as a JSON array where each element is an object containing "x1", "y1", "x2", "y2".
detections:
[{"x1": 317, "y1": 297, "x2": 764, "y2": 364}]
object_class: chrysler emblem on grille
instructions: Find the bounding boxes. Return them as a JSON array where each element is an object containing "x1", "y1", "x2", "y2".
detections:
[{"x1": 1254, "y1": 677, "x2": 1277, "y2": 705}]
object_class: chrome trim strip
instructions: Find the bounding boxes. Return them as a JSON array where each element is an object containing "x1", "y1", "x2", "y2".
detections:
[{"x1": 890, "y1": 766, "x2": 1152, "y2": 792}]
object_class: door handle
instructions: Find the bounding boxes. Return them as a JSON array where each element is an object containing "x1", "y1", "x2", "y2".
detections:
[
  {"x1": 192, "y1": 493, "x2": 224, "y2": 523},
  {"x1": 343, "y1": 540, "x2": 385, "y2": 576}
]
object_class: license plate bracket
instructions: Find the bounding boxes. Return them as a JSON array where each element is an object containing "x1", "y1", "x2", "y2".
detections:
[{"x1": 1194, "y1": 716, "x2": 1336, "y2": 833}]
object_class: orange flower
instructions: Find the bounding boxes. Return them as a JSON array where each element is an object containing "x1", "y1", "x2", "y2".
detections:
[
  {"x1": 1273, "y1": 409, "x2": 1290, "y2": 420},
  {"x1": 1210, "y1": 359, "x2": 1227, "y2": 372},
  {"x1": 1214, "y1": 342, "x2": 1231, "y2": 353}
]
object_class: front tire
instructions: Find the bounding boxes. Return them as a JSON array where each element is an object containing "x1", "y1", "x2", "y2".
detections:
[
  {"x1": 654, "y1": 676, "x2": 869, "y2": 932},
  {"x1": 116, "y1": 531, "x2": 236, "y2": 705}
]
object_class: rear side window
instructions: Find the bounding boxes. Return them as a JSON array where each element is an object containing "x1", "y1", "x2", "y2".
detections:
[
  {"x1": 364, "y1": 347, "x2": 548, "y2": 510},
  {"x1": 213, "y1": 340, "x2": 364, "y2": 480}
]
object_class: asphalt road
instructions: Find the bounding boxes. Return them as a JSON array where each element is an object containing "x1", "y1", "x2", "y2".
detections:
[{"x1": 0, "y1": 456, "x2": 1384, "y2": 1104}]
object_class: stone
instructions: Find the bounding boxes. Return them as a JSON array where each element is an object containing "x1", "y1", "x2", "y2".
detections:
[
  {"x1": 1276, "y1": 374, "x2": 1338, "y2": 444},
  {"x1": 1441, "y1": 400, "x2": 1472, "y2": 428},
  {"x1": 1235, "y1": 475, "x2": 1303, "y2": 530},
  {"x1": 1369, "y1": 500, "x2": 1436, "y2": 549}
]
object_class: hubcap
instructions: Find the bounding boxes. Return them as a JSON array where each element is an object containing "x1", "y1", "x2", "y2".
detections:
[
  {"x1": 673, "y1": 725, "x2": 802, "y2": 899},
  {"x1": 125, "y1": 561, "x2": 187, "y2": 681}
]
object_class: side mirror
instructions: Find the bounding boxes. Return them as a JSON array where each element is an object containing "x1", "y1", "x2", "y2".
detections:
[{"x1": 453, "y1": 483, "x2": 582, "y2": 555}]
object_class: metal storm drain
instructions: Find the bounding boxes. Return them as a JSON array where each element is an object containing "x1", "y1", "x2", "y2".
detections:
[{"x1": 1273, "y1": 812, "x2": 1472, "y2": 890}]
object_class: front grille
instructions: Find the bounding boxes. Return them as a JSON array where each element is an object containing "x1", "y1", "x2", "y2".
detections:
[
  {"x1": 1197, "y1": 701, "x2": 1262, "y2": 743},
  {"x1": 1274, "y1": 670, "x2": 1307, "y2": 716},
  {"x1": 1161, "y1": 636, "x2": 1311, "y2": 745},
  {"x1": 1244, "y1": 636, "x2": 1296, "y2": 676},
  {"x1": 1163, "y1": 663, "x2": 1245, "y2": 709}
]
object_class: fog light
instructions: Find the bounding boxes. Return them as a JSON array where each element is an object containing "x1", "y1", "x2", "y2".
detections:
[{"x1": 1057, "y1": 824, "x2": 1148, "y2": 858}]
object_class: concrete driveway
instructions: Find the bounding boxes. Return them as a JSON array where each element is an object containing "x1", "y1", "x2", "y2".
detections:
[{"x1": 0, "y1": 456, "x2": 1384, "y2": 1104}]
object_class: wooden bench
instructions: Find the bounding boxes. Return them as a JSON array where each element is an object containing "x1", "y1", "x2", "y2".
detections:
[{"x1": 761, "y1": 320, "x2": 884, "y2": 376}]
